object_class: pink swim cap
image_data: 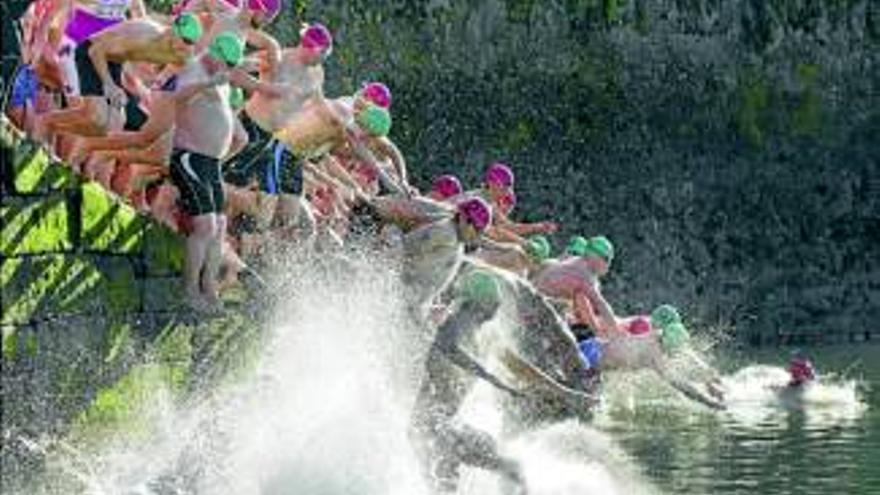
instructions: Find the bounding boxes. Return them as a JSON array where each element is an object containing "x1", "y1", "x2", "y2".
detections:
[
  {"x1": 457, "y1": 197, "x2": 493, "y2": 232},
  {"x1": 627, "y1": 316, "x2": 652, "y2": 335},
  {"x1": 360, "y1": 82, "x2": 392, "y2": 108},
  {"x1": 300, "y1": 22, "x2": 333, "y2": 54},
  {"x1": 431, "y1": 175, "x2": 462, "y2": 199},
  {"x1": 247, "y1": 0, "x2": 280, "y2": 19},
  {"x1": 484, "y1": 162, "x2": 514, "y2": 188}
]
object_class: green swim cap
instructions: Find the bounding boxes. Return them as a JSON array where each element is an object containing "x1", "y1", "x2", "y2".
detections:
[
  {"x1": 566, "y1": 235, "x2": 589, "y2": 256},
  {"x1": 356, "y1": 103, "x2": 392, "y2": 137},
  {"x1": 525, "y1": 235, "x2": 551, "y2": 261},
  {"x1": 650, "y1": 304, "x2": 681, "y2": 330},
  {"x1": 208, "y1": 32, "x2": 244, "y2": 67},
  {"x1": 229, "y1": 86, "x2": 245, "y2": 109},
  {"x1": 172, "y1": 13, "x2": 203, "y2": 44},
  {"x1": 456, "y1": 270, "x2": 501, "y2": 307},
  {"x1": 584, "y1": 236, "x2": 614, "y2": 262},
  {"x1": 661, "y1": 322, "x2": 690, "y2": 353}
]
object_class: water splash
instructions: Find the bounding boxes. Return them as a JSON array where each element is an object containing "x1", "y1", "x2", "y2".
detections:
[{"x1": 9, "y1": 249, "x2": 655, "y2": 495}]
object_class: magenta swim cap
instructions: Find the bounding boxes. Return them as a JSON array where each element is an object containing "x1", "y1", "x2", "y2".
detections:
[
  {"x1": 457, "y1": 197, "x2": 493, "y2": 232},
  {"x1": 301, "y1": 22, "x2": 333, "y2": 54},
  {"x1": 431, "y1": 175, "x2": 462, "y2": 199},
  {"x1": 247, "y1": 0, "x2": 280, "y2": 18},
  {"x1": 627, "y1": 316, "x2": 652, "y2": 336},
  {"x1": 361, "y1": 82, "x2": 391, "y2": 108},
  {"x1": 484, "y1": 162, "x2": 514, "y2": 188}
]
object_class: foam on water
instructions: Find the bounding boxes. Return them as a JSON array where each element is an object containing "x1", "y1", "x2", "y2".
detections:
[{"x1": 11, "y1": 250, "x2": 655, "y2": 495}]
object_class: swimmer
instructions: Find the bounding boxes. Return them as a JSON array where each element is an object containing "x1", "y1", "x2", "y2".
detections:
[
  {"x1": 330, "y1": 82, "x2": 414, "y2": 196},
  {"x1": 597, "y1": 306, "x2": 726, "y2": 410},
  {"x1": 225, "y1": 23, "x2": 337, "y2": 240},
  {"x1": 478, "y1": 162, "x2": 558, "y2": 239},
  {"x1": 786, "y1": 351, "x2": 817, "y2": 388},
  {"x1": 165, "y1": 31, "x2": 244, "y2": 311},
  {"x1": 411, "y1": 261, "x2": 597, "y2": 494},
  {"x1": 33, "y1": 0, "x2": 147, "y2": 146},
  {"x1": 83, "y1": 12, "x2": 203, "y2": 111},
  {"x1": 531, "y1": 235, "x2": 620, "y2": 337}
]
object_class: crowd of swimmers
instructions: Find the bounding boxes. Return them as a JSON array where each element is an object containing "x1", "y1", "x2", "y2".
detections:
[{"x1": 5, "y1": 1, "x2": 819, "y2": 492}]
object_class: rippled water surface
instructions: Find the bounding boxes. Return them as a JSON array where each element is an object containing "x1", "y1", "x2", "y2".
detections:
[{"x1": 596, "y1": 345, "x2": 879, "y2": 495}]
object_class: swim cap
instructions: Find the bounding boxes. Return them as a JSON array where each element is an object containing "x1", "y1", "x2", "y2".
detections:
[
  {"x1": 566, "y1": 236, "x2": 589, "y2": 256},
  {"x1": 431, "y1": 174, "x2": 462, "y2": 199},
  {"x1": 484, "y1": 162, "x2": 514, "y2": 188},
  {"x1": 650, "y1": 304, "x2": 681, "y2": 330},
  {"x1": 360, "y1": 82, "x2": 391, "y2": 108},
  {"x1": 172, "y1": 12, "x2": 203, "y2": 44},
  {"x1": 456, "y1": 269, "x2": 501, "y2": 307},
  {"x1": 627, "y1": 316, "x2": 652, "y2": 335},
  {"x1": 457, "y1": 197, "x2": 493, "y2": 232},
  {"x1": 578, "y1": 337, "x2": 603, "y2": 370},
  {"x1": 584, "y1": 236, "x2": 614, "y2": 262},
  {"x1": 247, "y1": 0, "x2": 281, "y2": 20},
  {"x1": 525, "y1": 235, "x2": 551, "y2": 261},
  {"x1": 355, "y1": 103, "x2": 392, "y2": 137},
  {"x1": 229, "y1": 86, "x2": 245, "y2": 109},
  {"x1": 208, "y1": 32, "x2": 244, "y2": 67},
  {"x1": 661, "y1": 322, "x2": 690, "y2": 353},
  {"x1": 300, "y1": 22, "x2": 333, "y2": 56}
]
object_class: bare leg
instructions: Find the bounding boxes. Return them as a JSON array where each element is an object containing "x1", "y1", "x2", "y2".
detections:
[
  {"x1": 185, "y1": 214, "x2": 216, "y2": 301},
  {"x1": 200, "y1": 213, "x2": 226, "y2": 301}
]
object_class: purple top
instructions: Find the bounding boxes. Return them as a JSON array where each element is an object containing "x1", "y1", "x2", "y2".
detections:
[{"x1": 64, "y1": 7, "x2": 126, "y2": 44}]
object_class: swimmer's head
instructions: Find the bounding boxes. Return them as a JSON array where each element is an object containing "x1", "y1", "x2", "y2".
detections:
[
  {"x1": 207, "y1": 32, "x2": 244, "y2": 69},
  {"x1": 229, "y1": 86, "x2": 245, "y2": 110},
  {"x1": 650, "y1": 304, "x2": 681, "y2": 330},
  {"x1": 525, "y1": 235, "x2": 551, "y2": 262},
  {"x1": 583, "y1": 236, "x2": 614, "y2": 275},
  {"x1": 566, "y1": 236, "x2": 589, "y2": 257},
  {"x1": 456, "y1": 269, "x2": 501, "y2": 308},
  {"x1": 355, "y1": 103, "x2": 392, "y2": 138},
  {"x1": 358, "y1": 81, "x2": 392, "y2": 109},
  {"x1": 497, "y1": 189, "x2": 516, "y2": 215},
  {"x1": 299, "y1": 22, "x2": 333, "y2": 63},
  {"x1": 626, "y1": 316, "x2": 652, "y2": 335},
  {"x1": 456, "y1": 196, "x2": 493, "y2": 235},
  {"x1": 660, "y1": 322, "x2": 690, "y2": 354},
  {"x1": 246, "y1": 0, "x2": 282, "y2": 26},
  {"x1": 788, "y1": 352, "x2": 816, "y2": 385},
  {"x1": 430, "y1": 174, "x2": 463, "y2": 201},
  {"x1": 171, "y1": 12, "x2": 203, "y2": 48},
  {"x1": 578, "y1": 337, "x2": 603, "y2": 370},
  {"x1": 484, "y1": 162, "x2": 514, "y2": 190}
]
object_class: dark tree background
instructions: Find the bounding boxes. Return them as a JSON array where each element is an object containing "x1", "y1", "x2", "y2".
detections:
[{"x1": 3, "y1": 0, "x2": 878, "y2": 343}]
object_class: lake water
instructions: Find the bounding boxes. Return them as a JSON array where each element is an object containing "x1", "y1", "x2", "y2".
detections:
[{"x1": 595, "y1": 345, "x2": 879, "y2": 495}]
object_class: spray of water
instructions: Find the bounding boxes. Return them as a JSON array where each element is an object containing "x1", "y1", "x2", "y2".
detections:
[{"x1": 10, "y1": 248, "x2": 657, "y2": 495}]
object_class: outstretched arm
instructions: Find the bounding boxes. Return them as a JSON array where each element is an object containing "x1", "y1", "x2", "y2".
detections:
[
  {"x1": 583, "y1": 284, "x2": 618, "y2": 335},
  {"x1": 500, "y1": 349, "x2": 598, "y2": 411},
  {"x1": 654, "y1": 358, "x2": 725, "y2": 410},
  {"x1": 432, "y1": 300, "x2": 524, "y2": 397}
]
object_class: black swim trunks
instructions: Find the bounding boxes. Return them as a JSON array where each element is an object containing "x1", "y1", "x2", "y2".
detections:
[
  {"x1": 169, "y1": 149, "x2": 225, "y2": 216},
  {"x1": 75, "y1": 39, "x2": 122, "y2": 98},
  {"x1": 224, "y1": 112, "x2": 304, "y2": 195}
]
